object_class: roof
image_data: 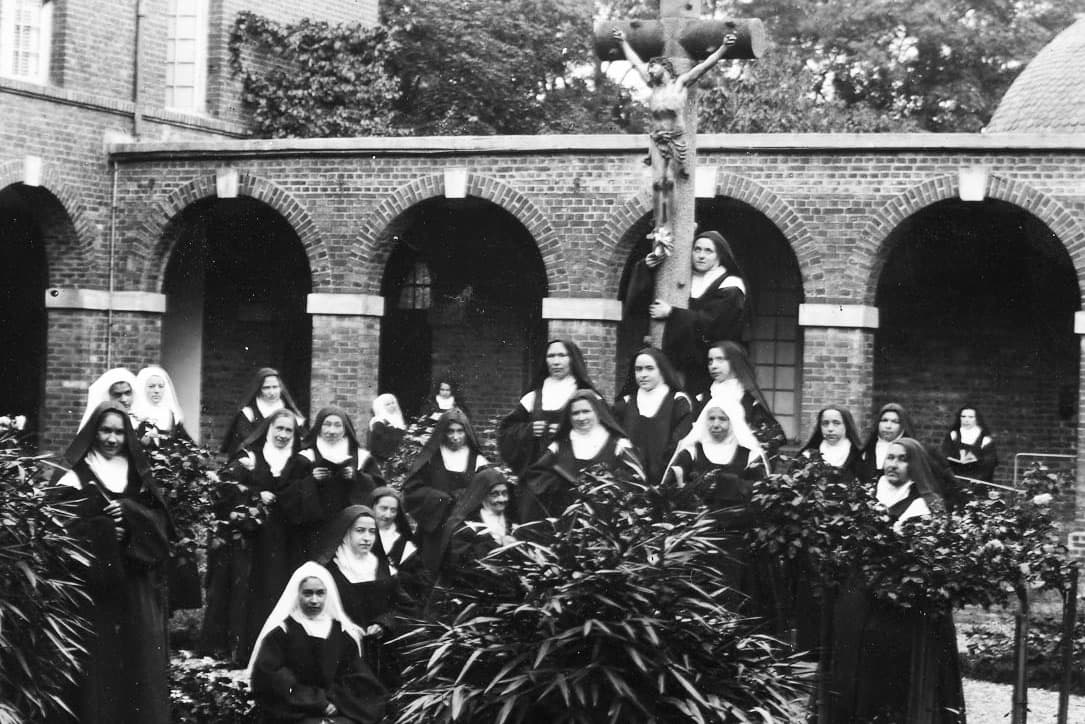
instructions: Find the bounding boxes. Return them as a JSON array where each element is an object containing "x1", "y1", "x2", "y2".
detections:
[{"x1": 986, "y1": 17, "x2": 1085, "y2": 134}]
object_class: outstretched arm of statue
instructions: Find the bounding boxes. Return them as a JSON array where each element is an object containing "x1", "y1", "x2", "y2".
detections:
[
  {"x1": 611, "y1": 28, "x2": 651, "y2": 84},
  {"x1": 679, "y1": 30, "x2": 738, "y2": 88}
]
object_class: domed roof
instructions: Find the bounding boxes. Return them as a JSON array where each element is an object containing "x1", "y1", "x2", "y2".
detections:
[{"x1": 986, "y1": 17, "x2": 1085, "y2": 133}]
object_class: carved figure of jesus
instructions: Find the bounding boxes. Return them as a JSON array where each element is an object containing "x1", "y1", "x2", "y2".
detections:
[{"x1": 612, "y1": 27, "x2": 736, "y2": 183}]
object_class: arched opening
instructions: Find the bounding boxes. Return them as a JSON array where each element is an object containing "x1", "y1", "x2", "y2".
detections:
[
  {"x1": 617, "y1": 198, "x2": 804, "y2": 440},
  {"x1": 162, "y1": 197, "x2": 312, "y2": 445},
  {"x1": 0, "y1": 183, "x2": 54, "y2": 439},
  {"x1": 379, "y1": 197, "x2": 547, "y2": 426},
  {"x1": 874, "y1": 198, "x2": 1080, "y2": 486}
]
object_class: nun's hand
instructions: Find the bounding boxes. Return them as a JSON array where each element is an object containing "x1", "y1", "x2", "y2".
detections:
[
  {"x1": 531, "y1": 420, "x2": 547, "y2": 438},
  {"x1": 104, "y1": 501, "x2": 125, "y2": 539},
  {"x1": 342, "y1": 465, "x2": 355, "y2": 479},
  {"x1": 324, "y1": 703, "x2": 338, "y2": 716},
  {"x1": 365, "y1": 624, "x2": 384, "y2": 638},
  {"x1": 312, "y1": 466, "x2": 330, "y2": 481},
  {"x1": 259, "y1": 491, "x2": 276, "y2": 505},
  {"x1": 239, "y1": 451, "x2": 256, "y2": 471},
  {"x1": 649, "y1": 300, "x2": 672, "y2": 319}
]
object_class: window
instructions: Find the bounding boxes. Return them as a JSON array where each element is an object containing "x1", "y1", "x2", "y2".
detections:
[
  {"x1": 0, "y1": 0, "x2": 53, "y2": 84},
  {"x1": 398, "y1": 261, "x2": 432, "y2": 310},
  {"x1": 748, "y1": 283, "x2": 802, "y2": 442},
  {"x1": 165, "y1": 0, "x2": 208, "y2": 112}
]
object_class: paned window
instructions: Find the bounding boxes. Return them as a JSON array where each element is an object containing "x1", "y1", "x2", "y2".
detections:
[
  {"x1": 0, "y1": 0, "x2": 52, "y2": 84},
  {"x1": 398, "y1": 261, "x2": 432, "y2": 310},
  {"x1": 165, "y1": 0, "x2": 208, "y2": 112}
]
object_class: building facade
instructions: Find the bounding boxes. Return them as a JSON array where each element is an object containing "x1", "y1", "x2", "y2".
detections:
[{"x1": 3, "y1": 6, "x2": 1085, "y2": 544}]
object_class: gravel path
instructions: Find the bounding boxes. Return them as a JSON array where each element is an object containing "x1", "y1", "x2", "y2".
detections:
[{"x1": 964, "y1": 678, "x2": 1085, "y2": 723}]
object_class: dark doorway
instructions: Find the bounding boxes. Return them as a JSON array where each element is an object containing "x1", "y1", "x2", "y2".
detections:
[
  {"x1": 0, "y1": 184, "x2": 52, "y2": 439},
  {"x1": 162, "y1": 197, "x2": 312, "y2": 445},
  {"x1": 379, "y1": 197, "x2": 547, "y2": 428},
  {"x1": 874, "y1": 199, "x2": 1079, "y2": 486}
]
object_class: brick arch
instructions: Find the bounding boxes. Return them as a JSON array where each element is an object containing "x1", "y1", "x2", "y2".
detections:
[
  {"x1": 139, "y1": 171, "x2": 328, "y2": 292},
  {"x1": 0, "y1": 159, "x2": 94, "y2": 275},
  {"x1": 598, "y1": 173, "x2": 818, "y2": 298},
  {"x1": 353, "y1": 173, "x2": 562, "y2": 295},
  {"x1": 861, "y1": 174, "x2": 1085, "y2": 305}
]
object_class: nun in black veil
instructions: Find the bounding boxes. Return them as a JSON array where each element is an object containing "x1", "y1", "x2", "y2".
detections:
[
  {"x1": 497, "y1": 338, "x2": 600, "y2": 476},
  {"x1": 50, "y1": 401, "x2": 172, "y2": 723}
]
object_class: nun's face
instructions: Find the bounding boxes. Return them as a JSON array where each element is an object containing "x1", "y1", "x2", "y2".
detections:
[
  {"x1": 878, "y1": 411, "x2": 902, "y2": 442},
  {"x1": 634, "y1": 354, "x2": 663, "y2": 392},
  {"x1": 146, "y1": 375, "x2": 166, "y2": 405},
  {"x1": 109, "y1": 381, "x2": 134, "y2": 410},
  {"x1": 546, "y1": 342, "x2": 571, "y2": 379},
  {"x1": 259, "y1": 376, "x2": 282, "y2": 403},
  {"x1": 820, "y1": 409, "x2": 845, "y2": 445},
  {"x1": 347, "y1": 515, "x2": 377, "y2": 556},
  {"x1": 707, "y1": 347, "x2": 732, "y2": 382},
  {"x1": 269, "y1": 416, "x2": 296, "y2": 449},
  {"x1": 320, "y1": 415, "x2": 345, "y2": 444},
  {"x1": 95, "y1": 412, "x2": 127, "y2": 460},
  {"x1": 298, "y1": 576, "x2": 327, "y2": 618},
  {"x1": 483, "y1": 483, "x2": 509, "y2": 514},
  {"x1": 444, "y1": 421, "x2": 466, "y2": 451},
  {"x1": 691, "y1": 237, "x2": 720, "y2": 273},
  {"x1": 438, "y1": 383, "x2": 453, "y2": 398},
  {"x1": 374, "y1": 495, "x2": 399, "y2": 530},
  {"x1": 884, "y1": 443, "x2": 910, "y2": 486},
  {"x1": 705, "y1": 407, "x2": 731, "y2": 442},
  {"x1": 570, "y1": 399, "x2": 598, "y2": 432},
  {"x1": 959, "y1": 409, "x2": 977, "y2": 429}
]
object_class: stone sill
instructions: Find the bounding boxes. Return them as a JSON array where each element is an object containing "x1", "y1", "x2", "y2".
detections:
[{"x1": 0, "y1": 77, "x2": 248, "y2": 138}]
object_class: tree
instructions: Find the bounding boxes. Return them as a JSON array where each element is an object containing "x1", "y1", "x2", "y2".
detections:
[{"x1": 384, "y1": 0, "x2": 640, "y2": 134}]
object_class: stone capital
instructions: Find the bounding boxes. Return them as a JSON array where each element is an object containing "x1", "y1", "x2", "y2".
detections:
[
  {"x1": 798, "y1": 303, "x2": 879, "y2": 329},
  {"x1": 306, "y1": 293, "x2": 385, "y2": 317},
  {"x1": 44, "y1": 288, "x2": 166, "y2": 313},
  {"x1": 542, "y1": 297, "x2": 624, "y2": 322}
]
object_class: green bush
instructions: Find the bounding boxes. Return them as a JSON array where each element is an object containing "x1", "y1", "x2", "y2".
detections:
[
  {"x1": 0, "y1": 417, "x2": 90, "y2": 724},
  {"x1": 394, "y1": 464, "x2": 810, "y2": 723}
]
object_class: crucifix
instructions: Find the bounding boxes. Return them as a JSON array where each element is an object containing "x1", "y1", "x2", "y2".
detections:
[{"x1": 596, "y1": 3, "x2": 764, "y2": 344}]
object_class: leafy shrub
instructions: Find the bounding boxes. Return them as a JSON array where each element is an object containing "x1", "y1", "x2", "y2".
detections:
[
  {"x1": 0, "y1": 417, "x2": 90, "y2": 724},
  {"x1": 170, "y1": 654, "x2": 256, "y2": 723},
  {"x1": 146, "y1": 436, "x2": 218, "y2": 569},
  {"x1": 394, "y1": 464, "x2": 810, "y2": 723},
  {"x1": 751, "y1": 457, "x2": 1075, "y2": 615}
]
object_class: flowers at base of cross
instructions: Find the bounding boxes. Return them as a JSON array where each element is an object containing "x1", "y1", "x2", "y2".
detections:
[{"x1": 0, "y1": 415, "x2": 27, "y2": 431}]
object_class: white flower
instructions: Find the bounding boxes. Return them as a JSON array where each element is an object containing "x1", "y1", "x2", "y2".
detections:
[
  {"x1": 13, "y1": 415, "x2": 26, "y2": 431},
  {"x1": 1031, "y1": 493, "x2": 1053, "y2": 506},
  {"x1": 0, "y1": 416, "x2": 10, "y2": 430}
]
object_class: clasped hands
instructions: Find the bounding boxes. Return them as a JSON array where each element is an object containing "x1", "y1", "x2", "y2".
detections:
[
  {"x1": 531, "y1": 420, "x2": 560, "y2": 438},
  {"x1": 312, "y1": 466, "x2": 354, "y2": 480}
]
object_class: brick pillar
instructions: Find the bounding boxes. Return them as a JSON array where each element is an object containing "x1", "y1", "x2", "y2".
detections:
[
  {"x1": 797, "y1": 303, "x2": 879, "y2": 436},
  {"x1": 41, "y1": 289, "x2": 165, "y2": 452},
  {"x1": 307, "y1": 293, "x2": 384, "y2": 428},
  {"x1": 1069, "y1": 319, "x2": 1085, "y2": 556},
  {"x1": 542, "y1": 298, "x2": 623, "y2": 402}
]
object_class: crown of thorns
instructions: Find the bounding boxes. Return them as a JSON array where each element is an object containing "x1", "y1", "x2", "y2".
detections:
[{"x1": 647, "y1": 57, "x2": 677, "y2": 77}]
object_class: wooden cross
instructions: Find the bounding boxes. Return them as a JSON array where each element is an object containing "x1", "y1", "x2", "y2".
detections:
[{"x1": 596, "y1": 3, "x2": 764, "y2": 344}]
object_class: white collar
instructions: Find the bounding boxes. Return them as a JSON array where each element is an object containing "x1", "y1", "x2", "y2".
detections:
[
  {"x1": 316, "y1": 438, "x2": 352, "y2": 464},
  {"x1": 634, "y1": 384, "x2": 669, "y2": 417},
  {"x1": 540, "y1": 376, "x2": 578, "y2": 410},
  {"x1": 709, "y1": 378, "x2": 744, "y2": 403},
  {"x1": 479, "y1": 507, "x2": 507, "y2": 541},
  {"x1": 255, "y1": 397, "x2": 284, "y2": 418},
  {"x1": 819, "y1": 439, "x2": 852, "y2": 468},
  {"x1": 85, "y1": 450, "x2": 130, "y2": 494},
  {"x1": 262, "y1": 441, "x2": 292, "y2": 477},
  {"x1": 441, "y1": 445, "x2": 471, "y2": 472},
  {"x1": 569, "y1": 425, "x2": 609, "y2": 460},
  {"x1": 333, "y1": 543, "x2": 379, "y2": 584},
  {"x1": 959, "y1": 426, "x2": 981, "y2": 445},
  {"x1": 700, "y1": 438, "x2": 738, "y2": 465},
  {"x1": 289, "y1": 611, "x2": 333, "y2": 639},
  {"x1": 876, "y1": 476, "x2": 912, "y2": 508},
  {"x1": 436, "y1": 396, "x2": 455, "y2": 410},
  {"x1": 690, "y1": 267, "x2": 727, "y2": 298}
]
